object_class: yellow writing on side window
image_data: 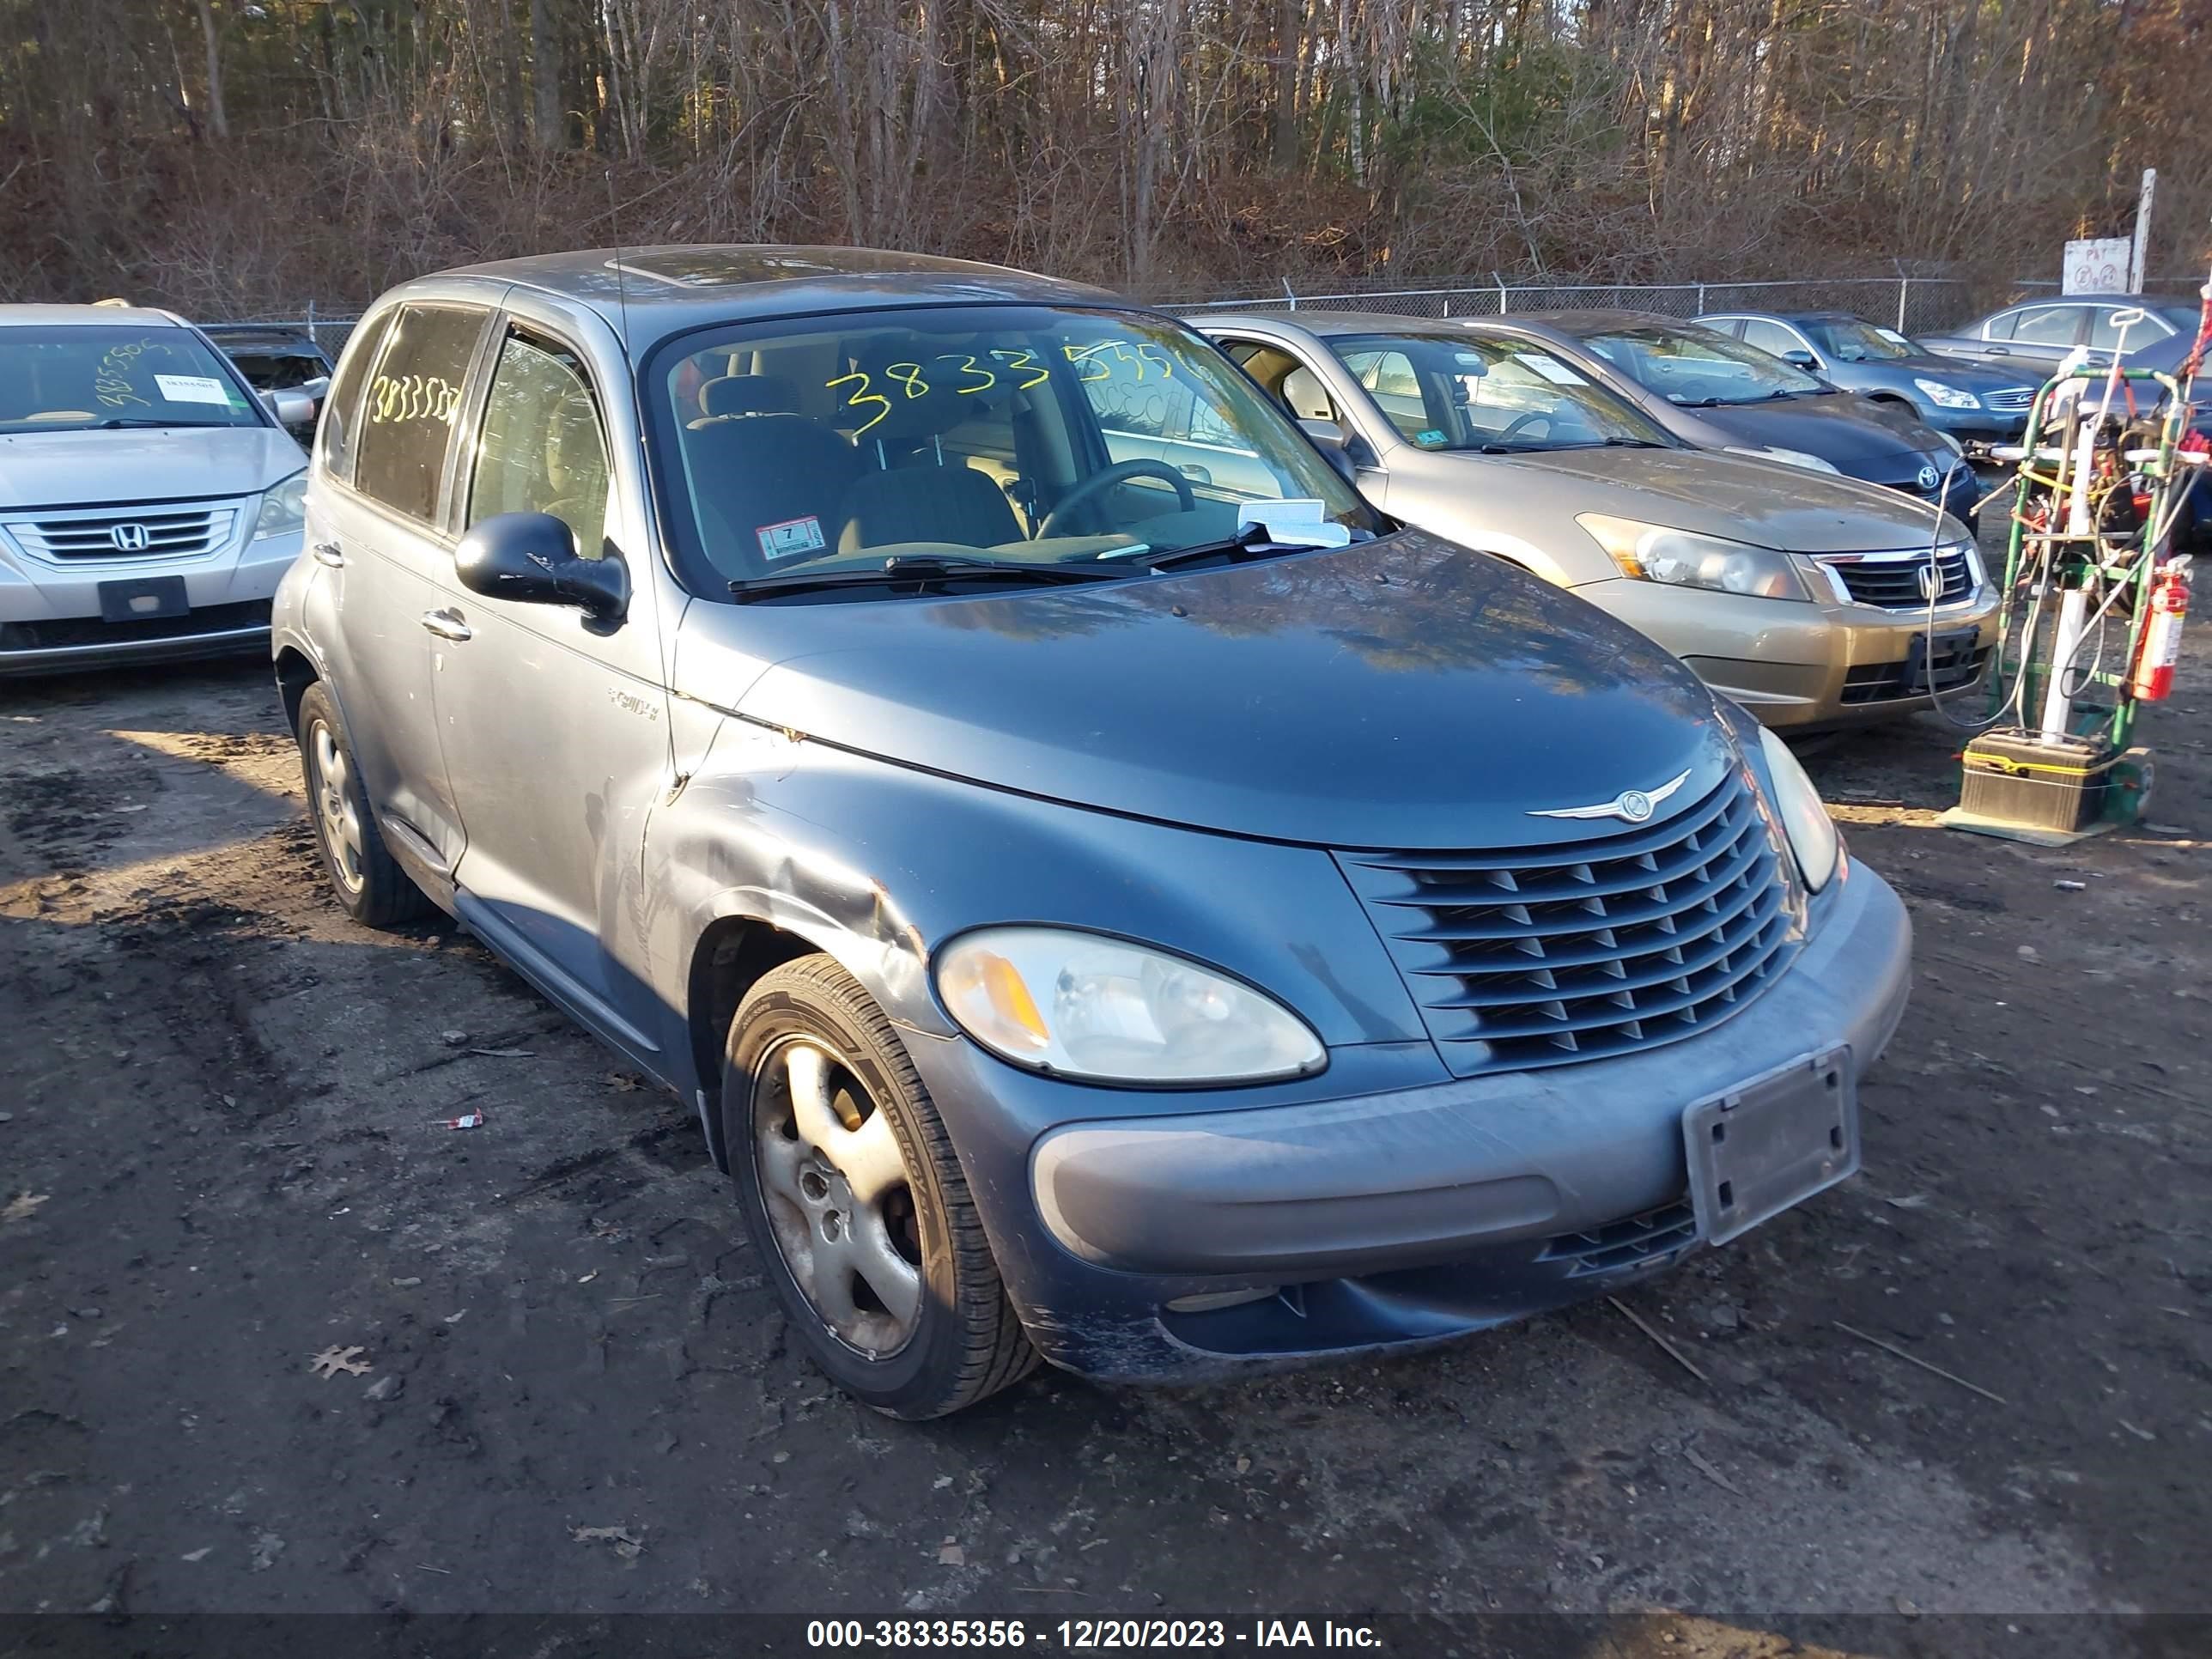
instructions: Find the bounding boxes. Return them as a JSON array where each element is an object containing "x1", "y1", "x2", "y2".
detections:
[{"x1": 368, "y1": 374, "x2": 464, "y2": 426}]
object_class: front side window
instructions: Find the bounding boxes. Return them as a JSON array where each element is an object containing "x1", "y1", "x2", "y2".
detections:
[
  {"x1": 0, "y1": 325, "x2": 262, "y2": 434},
  {"x1": 2087, "y1": 308, "x2": 2178, "y2": 351},
  {"x1": 1326, "y1": 331, "x2": 1670, "y2": 452},
  {"x1": 647, "y1": 305, "x2": 1381, "y2": 594},
  {"x1": 350, "y1": 305, "x2": 486, "y2": 525},
  {"x1": 1740, "y1": 319, "x2": 1810, "y2": 362},
  {"x1": 467, "y1": 331, "x2": 612, "y2": 557},
  {"x1": 1575, "y1": 323, "x2": 1826, "y2": 405},
  {"x1": 1801, "y1": 318, "x2": 1911, "y2": 362}
]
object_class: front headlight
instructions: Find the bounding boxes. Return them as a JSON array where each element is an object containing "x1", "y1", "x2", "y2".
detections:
[
  {"x1": 252, "y1": 471, "x2": 308, "y2": 540},
  {"x1": 1723, "y1": 444, "x2": 1842, "y2": 475},
  {"x1": 1757, "y1": 726, "x2": 1840, "y2": 893},
  {"x1": 1577, "y1": 514, "x2": 1811, "y2": 601},
  {"x1": 935, "y1": 927, "x2": 1325, "y2": 1085},
  {"x1": 1915, "y1": 378, "x2": 1982, "y2": 411}
]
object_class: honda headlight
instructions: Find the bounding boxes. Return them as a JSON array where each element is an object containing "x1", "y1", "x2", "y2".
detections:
[
  {"x1": 935, "y1": 927, "x2": 1325, "y2": 1085},
  {"x1": 252, "y1": 471, "x2": 308, "y2": 540},
  {"x1": 1758, "y1": 726, "x2": 1840, "y2": 893},
  {"x1": 1578, "y1": 514, "x2": 1810, "y2": 601},
  {"x1": 1915, "y1": 378, "x2": 1982, "y2": 412},
  {"x1": 1723, "y1": 444, "x2": 1842, "y2": 475}
]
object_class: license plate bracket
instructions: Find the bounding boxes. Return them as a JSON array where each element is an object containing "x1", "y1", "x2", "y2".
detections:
[
  {"x1": 1682, "y1": 1046, "x2": 1857, "y2": 1246},
  {"x1": 1903, "y1": 625, "x2": 1978, "y2": 693},
  {"x1": 97, "y1": 576, "x2": 190, "y2": 623}
]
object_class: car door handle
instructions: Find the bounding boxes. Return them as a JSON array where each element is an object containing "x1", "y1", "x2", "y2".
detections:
[
  {"x1": 420, "y1": 608, "x2": 472, "y2": 642},
  {"x1": 1984, "y1": 346, "x2": 2010, "y2": 356},
  {"x1": 312, "y1": 541, "x2": 345, "y2": 568},
  {"x1": 1176, "y1": 463, "x2": 1212, "y2": 484}
]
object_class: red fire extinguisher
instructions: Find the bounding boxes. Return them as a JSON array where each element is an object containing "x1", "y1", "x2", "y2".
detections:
[{"x1": 2130, "y1": 564, "x2": 2191, "y2": 701}]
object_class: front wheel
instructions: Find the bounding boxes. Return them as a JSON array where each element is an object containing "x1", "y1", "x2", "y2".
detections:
[{"x1": 723, "y1": 955, "x2": 1037, "y2": 1419}]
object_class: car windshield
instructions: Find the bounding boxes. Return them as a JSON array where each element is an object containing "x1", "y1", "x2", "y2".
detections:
[
  {"x1": 1577, "y1": 323, "x2": 1827, "y2": 405},
  {"x1": 647, "y1": 304, "x2": 1383, "y2": 594},
  {"x1": 1323, "y1": 330, "x2": 1671, "y2": 452},
  {"x1": 1801, "y1": 318, "x2": 1914, "y2": 362},
  {"x1": 0, "y1": 325, "x2": 263, "y2": 433}
]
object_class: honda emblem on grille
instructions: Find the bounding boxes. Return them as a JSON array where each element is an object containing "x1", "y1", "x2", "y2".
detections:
[
  {"x1": 1917, "y1": 562, "x2": 1942, "y2": 602},
  {"x1": 1915, "y1": 464, "x2": 1941, "y2": 492},
  {"x1": 1528, "y1": 767, "x2": 1692, "y2": 823},
  {"x1": 109, "y1": 522, "x2": 150, "y2": 552}
]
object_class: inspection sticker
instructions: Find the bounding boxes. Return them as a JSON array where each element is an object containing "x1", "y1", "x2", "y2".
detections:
[
  {"x1": 154, "y1": 374, "x2": 234, "y2": 406},
  {"x1": 1512, "y1": 352, "x2": 1588, "y2": 386},
  {"x1": 757, "y1": 515, "x2": 827, "y2": 562}
]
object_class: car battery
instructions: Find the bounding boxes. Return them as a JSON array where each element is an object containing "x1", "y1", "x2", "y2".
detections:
[{"x1": 1956, "y1": 728, "x2": 2116, "y2": 836}]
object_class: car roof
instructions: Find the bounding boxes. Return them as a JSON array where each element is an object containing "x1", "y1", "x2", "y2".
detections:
[
  {"x1": 416, "y1": 245, "x2": 1127, "y2": 346},
  {"x1": 0, "y1": 302, "x2": 190, "y2": 328}
]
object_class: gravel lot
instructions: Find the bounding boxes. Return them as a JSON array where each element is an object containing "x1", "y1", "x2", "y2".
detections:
[{"x1": 1, "y1": 629, "x2": 2207, "y2": 1650}]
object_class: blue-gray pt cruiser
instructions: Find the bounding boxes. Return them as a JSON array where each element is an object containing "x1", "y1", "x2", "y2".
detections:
[{"x1": 272, "y1": 247, "x2": 1912, "y2": 1418}]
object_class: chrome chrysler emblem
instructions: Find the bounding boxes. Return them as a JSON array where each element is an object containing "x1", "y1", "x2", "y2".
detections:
[
  {"x1": 1915, "y1": 464, "x2": 1941, "y2": 492},
  {"x1": 1528, "y1": 767, "x2": 1692, "y2": 823},
  {"x1": 110, "y1": 522, "x2": 150, "y2": 552}
]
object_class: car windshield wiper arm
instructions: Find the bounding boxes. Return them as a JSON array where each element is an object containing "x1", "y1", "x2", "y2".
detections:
[
  {"x1": 729, "y1": 556, "x2": 1120, "y2": 604},
  {"x1": 1142, "y1": 522, "x2": 1352, "y2": 573}
]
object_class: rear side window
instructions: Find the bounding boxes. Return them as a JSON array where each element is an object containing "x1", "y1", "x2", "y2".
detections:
[
  {"x1": 2009, "y1": 307, "x2": 2081, "y2": 348},
  {"x1": 351, "y1": 305, "x2": 486, "y2": 525},
  {"x1": 317, "y1": 311, "x2": 392, "y2": 485},
  {"x1": 466, "y1": 329, "x2": 613, "y2": 558}
]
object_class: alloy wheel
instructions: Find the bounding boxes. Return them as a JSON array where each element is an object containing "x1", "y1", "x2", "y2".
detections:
[
  {"x1": 308, "y1": 720, "x2": 365, "y2": 893},
  {"x1": 753, "y1": 1036, "x2": 924, "y2": 1358}
]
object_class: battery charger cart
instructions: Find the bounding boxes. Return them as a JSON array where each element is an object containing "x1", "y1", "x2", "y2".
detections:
[{"x1": 1941, "y1": 302, "x2": 2206, "y2": 847}]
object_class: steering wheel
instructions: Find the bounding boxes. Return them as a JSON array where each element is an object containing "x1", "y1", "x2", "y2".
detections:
[
  {"x1": 1036, "y1": 460, "x2": 1197, "y2": 538},
  {"x1": 1498, "y1": 411, "x2": 1555, "y2": 442}
]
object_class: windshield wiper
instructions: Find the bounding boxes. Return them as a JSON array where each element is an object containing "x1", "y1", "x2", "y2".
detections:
[
  {"x1": 1142, "y1": 521, "x2": 1361, "y2": 573},
  {"x1": 728, "y1": 555, "x2": 1121, "y2": 604}
]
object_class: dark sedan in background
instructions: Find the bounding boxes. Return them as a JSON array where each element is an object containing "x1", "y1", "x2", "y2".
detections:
[
  {"x1": 1698, "y1": 310, "x2": 2034, "y2": 447},
  {"x1": 1919, "y1": 294, "x2": 2200, "y2": 373},
  {"x1": 1474, "y1": 312, "x2": 1983, "y2": 529}
]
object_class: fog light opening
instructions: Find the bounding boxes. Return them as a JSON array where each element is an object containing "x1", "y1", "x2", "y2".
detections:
[{"x1": 1165, "y1": 1285, "x2": 1279, "y2": 1315}]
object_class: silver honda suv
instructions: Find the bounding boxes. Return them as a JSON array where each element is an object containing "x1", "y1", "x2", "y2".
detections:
[{"x1": 0, "y1": 304, "x2": 314, "y2": 676}]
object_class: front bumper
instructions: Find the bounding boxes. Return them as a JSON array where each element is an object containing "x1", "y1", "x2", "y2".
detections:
[
  {"x1": 921, "y1": 860, "x2": 1910, "y2": 1381},
  {"x1": 0, "y1": 526, "x2": 300, "y2": 677},
  {"x1": 1583, "y1": 574, "x2": 2001, "y2": 731}
]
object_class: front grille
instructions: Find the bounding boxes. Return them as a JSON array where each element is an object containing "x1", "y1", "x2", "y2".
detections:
[
  {"x1": 1983, "y1": 387, "x2": 2034, "y2": 414},
  {"x1": 4, "y1": 503, "x2": 237, "y2": 561},
  {"x1": 1841, "y1": 643, "x2": 1990, "y2": 704},
  {"x1": 1335, "y1": 771, "x2": 1796, "y2": 1078},
  {"x1": 1538, "y1": 1200, "x2": 1698, "y2": 1277},
  {"x1": 1826, "y1": 546, "x2": 1975, "y2": 609},
  {"x1": 0, "y1": 599, "x2": 271, "y2": 653}
]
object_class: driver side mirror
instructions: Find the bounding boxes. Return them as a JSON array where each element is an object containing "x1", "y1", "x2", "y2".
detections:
[
  {"x1": 1298, "y1": 418, "x2": 1358, "y2": 484},
  {"x1": 454, "y1": 511, "x2": 629, "y2": 622},
  {"x1": 1781, "y1": 349, "x2": 1819, "y2": 371},
  {"x1": 265, "y1": 387, "x2": 319, "y2": 428}
]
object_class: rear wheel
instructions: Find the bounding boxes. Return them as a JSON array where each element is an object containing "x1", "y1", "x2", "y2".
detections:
[
  {"x1": 295, "y1": 681, "x2": 433, "y2": 928},
  {"x1": 724, "y1": 955, "x2": 1037, "y2": 1419}
]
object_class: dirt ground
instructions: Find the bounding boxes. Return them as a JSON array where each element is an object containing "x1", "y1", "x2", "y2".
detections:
[{"x1": 2, "y1": 624, "x2": 2207, "y2": 1650}]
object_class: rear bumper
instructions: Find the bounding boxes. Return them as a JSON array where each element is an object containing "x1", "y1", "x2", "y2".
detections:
[{"x1": 927, "y1": 860, "x2": 1910, "y2": 1381}]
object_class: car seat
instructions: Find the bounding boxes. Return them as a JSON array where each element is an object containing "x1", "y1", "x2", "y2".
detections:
[
  {"x1": 1280, "y1": 366, "x2": 1338, "y2": 423},
  {"x1": 690, "y1": 373, "x2": 802, "y2": 427},
  {"x1": 836, "y1": 340, "x2": 1024, "y2": 551},
  {"x1": 680, "y1": 411, "x2": 862, "y2": 580}
]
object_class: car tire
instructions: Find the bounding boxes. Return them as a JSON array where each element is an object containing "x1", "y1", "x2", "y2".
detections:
[
  {"x1": 724, "y1": 954, "x2": 1038, "y2": 1419},
  {"x1": 294, "y1": 681, "x2": 434, "y2": 929}
]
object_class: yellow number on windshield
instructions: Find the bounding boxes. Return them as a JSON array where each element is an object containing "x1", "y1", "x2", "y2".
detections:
[
  {"x1": 886, "y1": 362, "x2": 928, "y2": 399},
  {"x1": 826, "y1": 370, "x2": 890, "y2": 436},
  {"x1": 1061, "y1": 343, "x2": 1114, "y2": 382},
  {"x1": 936, "y1": 354, "x2": 996, "y2": 394},
  {"x1": 988, "y1": 349, "x2": 1050, "y2": 390}
]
